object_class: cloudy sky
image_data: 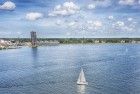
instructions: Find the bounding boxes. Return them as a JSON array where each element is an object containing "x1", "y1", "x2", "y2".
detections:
[{"x1": 0, "y1": 0, "x2": 140, "y2": 38}]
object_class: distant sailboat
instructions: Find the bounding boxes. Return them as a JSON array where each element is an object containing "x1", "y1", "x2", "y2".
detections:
[
  {"x1": 125, "y1": 48, "x2": 128, "y2": 52},
  {"x1": 77, "y1": 68, "x2": 88, "y2": 85}
]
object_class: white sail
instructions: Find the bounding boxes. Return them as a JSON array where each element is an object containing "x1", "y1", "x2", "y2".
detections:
[
  {"x1": 77, "y1": 68, "x2": 88, "y2": 85},
  {"x1": 125, "y1": 48, "x2": 128, "y2": 52}
]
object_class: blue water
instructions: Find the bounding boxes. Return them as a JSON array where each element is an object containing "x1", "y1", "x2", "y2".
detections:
[{"x1": 0, "y1": 44, "x2": 140, "y2": 94}]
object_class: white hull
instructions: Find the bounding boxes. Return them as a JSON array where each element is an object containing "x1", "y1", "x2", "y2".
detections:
[{"x1": 77, "y1": 82, "x2": 88, "y2": 85}]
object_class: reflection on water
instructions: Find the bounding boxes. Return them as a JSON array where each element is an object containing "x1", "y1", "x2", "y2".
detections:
[
  {"x1": 77, "y1": 85, "x2": 86, "y2": 94},
  {"x1": 31, "y1": 48, "x2": 39, "y2": 68},
  {"x1": 31, "y1": 48, "x2": 38, "y2": 61}
]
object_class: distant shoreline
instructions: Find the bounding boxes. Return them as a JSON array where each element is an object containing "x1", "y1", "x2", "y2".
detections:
[{"x1": 0, "y1": 38, "x2": 140, "y2": 44}]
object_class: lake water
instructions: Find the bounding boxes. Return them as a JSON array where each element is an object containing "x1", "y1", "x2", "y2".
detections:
[{"x1": 0, "y1": 44, "x2": 140, "y2": 94}]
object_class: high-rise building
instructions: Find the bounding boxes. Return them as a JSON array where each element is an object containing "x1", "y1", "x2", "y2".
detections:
[{"x1": 31, "y1": 31, "x2": 37, "y2": 47}]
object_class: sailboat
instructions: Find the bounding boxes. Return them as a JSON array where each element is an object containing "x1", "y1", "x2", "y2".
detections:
[
  {"x1": 77, "y1": 68, "x2": 88, "y2": 85},
  {"x1": 125, "y1": 48, "x2": 128, "y2": 52}
]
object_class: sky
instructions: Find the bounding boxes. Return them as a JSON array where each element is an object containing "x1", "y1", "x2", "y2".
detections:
[{"x1": 0, "y1": 0, "x2": 140, "y2": 38}]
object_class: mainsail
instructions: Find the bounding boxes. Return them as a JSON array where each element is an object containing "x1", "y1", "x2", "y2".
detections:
[{"x1": 77, "y1": 68, "x2": 88, "y2": 85}]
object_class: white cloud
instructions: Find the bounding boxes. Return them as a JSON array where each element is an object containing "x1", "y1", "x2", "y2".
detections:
[
  {"x1": 93, "y1": 21, "x2": 103, "y2": 27},
  {"x1": 123, "y1": 26, "x2": 133, "y2": 31},
  {"x1": 56, "y1": 20, "x2": 62, "y2": 25},
  {"x1": 87, "y1": 20, "x2": 102, "y2": 27},
  {"x1": 25, "y1": 12, "x2": 44, "y2": 21},
  {"x1": 112, "y1": 21, "x2": 124, "y2": 30},
  {"x1": 87, "y1": 4, "x2": 96, "y2": 9},
  {"x1": 112, "y1": 21, "x2": 134, "y2": 32},
  {"x1": 87, "y1": 20, "x2": 103, "y2": 30},
  {"x1": 67, "y1": 21, "x2": 79, "y2": 29},
  {"x1": 128, "y1": 17, "x2": 133, "y2": 21},
  {"x1": 116, "y1": 21, "x2": 125, "y2": 27},
  {"x1": 108, "y1": 15, "x2": 114, "y2": 20},
  {"x1": 66, "y1": 32, "x2": 71, "y2": 36},
  {"x1": 68, "y1": 21, "x2": 77, "y2": 27},
  {"x1": 91, "y1": 0, "x2": 112, "y2": 8},
  {"x1": 0, "y1": 1, "x2": 16, "y2": 10},
  {"x1": 119, "y1": 0, "x2": 136, "y2": 5},
  {"x1": 87, "y1": 20, "x2": 93, "y2": 24},
  {"x1": 48, "y1": 2, "x2": 80, "y2": 16}
]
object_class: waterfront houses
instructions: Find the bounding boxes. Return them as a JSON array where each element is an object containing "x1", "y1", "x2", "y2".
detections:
[
  {"x1": 0, "y1": 40, "x2": 11, "y2": 49},
  {"x1": 0, "y1": 39, "x2": 20, "y2": 50}
]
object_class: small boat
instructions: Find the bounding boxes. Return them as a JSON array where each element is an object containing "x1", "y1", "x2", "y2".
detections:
[
  {"x1": 125, "y1": 48, "x2": 128, "y2": 52},
  {"x1": 77, "y1": 68, "x2": 88, "y2": 85}
]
